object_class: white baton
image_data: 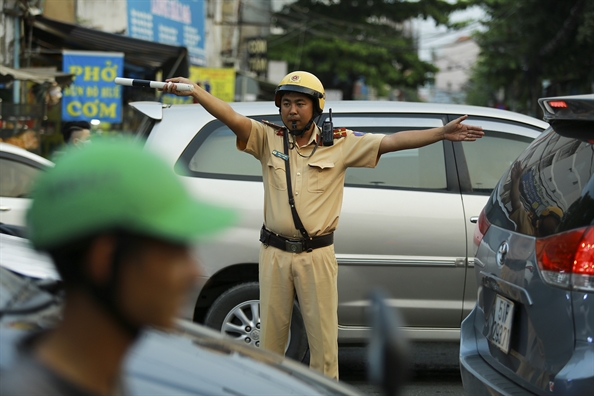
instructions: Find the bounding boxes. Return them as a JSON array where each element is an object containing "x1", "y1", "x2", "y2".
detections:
[{"x1": 114, "y1": 77, "x2": 194, "y2": 92}]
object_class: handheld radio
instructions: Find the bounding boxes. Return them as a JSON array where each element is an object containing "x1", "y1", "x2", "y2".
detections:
[{"x1": 322, "y1": 109, "x2": 334, "y2": 146}]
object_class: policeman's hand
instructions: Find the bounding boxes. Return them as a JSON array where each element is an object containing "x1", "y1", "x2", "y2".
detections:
[
  {"x1": 161, "y1": 77, "x2": 197, "y2": 97},
  {"x1": 442, "y1": 115, "x2": 484, "y2": 142}
]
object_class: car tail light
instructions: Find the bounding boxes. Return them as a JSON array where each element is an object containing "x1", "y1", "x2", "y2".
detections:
[
  {"x1": 473, "y1": 208, "x2": 491, "y2": 248},
  {"x1": 536, "y1": 226, "x2": 594, "y2": 292},
  {"x1": 548, "y1": 100, "x2": 568, "y2": 108}
]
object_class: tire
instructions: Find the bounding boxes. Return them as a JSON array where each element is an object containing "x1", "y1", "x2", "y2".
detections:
[{"x1": 204, "y1": 282, "x2": 309, "y2": 362}]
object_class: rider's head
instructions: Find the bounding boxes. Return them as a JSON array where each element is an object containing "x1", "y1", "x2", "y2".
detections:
[
  {"x1": 61, "y1": 121, "x2": 92, "y2": 147},
  {"x1": 275, "y1": 71, "x2": 325, "y2": 136},
  {"x1": 27, "y1": 138, "x2": 236, "y2": 334}
]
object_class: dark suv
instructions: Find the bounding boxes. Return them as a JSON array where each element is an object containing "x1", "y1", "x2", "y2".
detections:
[{"x1": 460, "y1": 94, "x2": 594, "y2": 395}]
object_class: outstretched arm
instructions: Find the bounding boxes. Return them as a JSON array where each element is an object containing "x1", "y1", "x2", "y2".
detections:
[
  {"x1": 162, "y1": 77, "x2": 253, "y2": 143},
  {"x1": 509, "y1": 161, "x2": 524, "y2": 212},
  {"x1": 378, "y1": 115, "x2": 484, "y2": 156}
]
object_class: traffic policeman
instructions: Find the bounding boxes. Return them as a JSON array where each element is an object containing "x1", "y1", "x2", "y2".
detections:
[{"x1": 162, "y1": 71, "x2": 484, "y2": 379}]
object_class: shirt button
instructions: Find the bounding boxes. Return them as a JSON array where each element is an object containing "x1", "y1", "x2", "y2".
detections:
[
  {"x1": 297, "y1": 172, "x2": 301, "y2": 176},
  {"x1": 296, "y1": 192, "x2": 299, "y2": 195}
]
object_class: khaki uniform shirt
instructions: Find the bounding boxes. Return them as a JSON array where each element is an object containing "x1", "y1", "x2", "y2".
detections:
[
  {"x1": 510, "y1": 207, "x2": 536, "y2": 236},
  {"x1": 237, "y1": 119, "x2": 384, "y2": 239}
]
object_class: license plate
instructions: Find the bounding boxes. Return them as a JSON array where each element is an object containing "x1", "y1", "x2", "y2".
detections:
[{"x1": 489, "y1": 295, "x2": 515, "y2": 354}]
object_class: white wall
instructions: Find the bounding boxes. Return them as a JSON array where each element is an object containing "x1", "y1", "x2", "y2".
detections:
[
  {"x1": 434, "y1": 37, "x2": 479, "y2": 92},
  {"x1": 1, "y1": 0, "x2": 18, "y2": 65},
  {"x1": 76, "y1": 0, "x2": 127, "y2": 32}
]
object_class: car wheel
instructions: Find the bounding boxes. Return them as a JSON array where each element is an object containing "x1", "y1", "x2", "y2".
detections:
[{"x1": 204, "y1": 282, "x2": 309, "y2": 362}]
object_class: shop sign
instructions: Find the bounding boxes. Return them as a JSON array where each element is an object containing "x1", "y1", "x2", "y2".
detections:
[
  {"x1": 161, "y1": 67, "x2": 236, "y2": 105},
  {"x1": 127, "y1": 0, "x2": 206, "y2": 66},
  {"x1": 62, "y1": 51, "x2": 124, "y2": 123},
  {"x1": 191, "y1": 67, "x2": 236, "y2": 102},
  {"x1": 246, "y1": 37, "x2": 267, "y2": 74}
]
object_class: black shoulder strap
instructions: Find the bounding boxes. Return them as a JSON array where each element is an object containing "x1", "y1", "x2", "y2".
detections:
[{"x1": 283, "y1": 132, "x2": 311, "y2": 242}]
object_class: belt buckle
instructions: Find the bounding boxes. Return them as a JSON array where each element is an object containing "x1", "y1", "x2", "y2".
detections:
[{"x1": 285, "y1": 240, "x2": 303, "y2": 253}]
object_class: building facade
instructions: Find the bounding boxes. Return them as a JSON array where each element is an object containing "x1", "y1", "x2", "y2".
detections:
[{"x1": 423, "y1": 36, "x2": 479, "y2": 104}]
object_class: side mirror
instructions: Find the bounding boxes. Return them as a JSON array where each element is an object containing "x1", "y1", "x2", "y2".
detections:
[{"x1": 367, "y1": 289, "x2": 411, "y2": 396}]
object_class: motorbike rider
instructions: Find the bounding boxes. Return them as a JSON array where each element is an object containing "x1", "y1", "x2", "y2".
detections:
[{"x1": 0, "y1": 138, "x2": 236, "y2": 395}]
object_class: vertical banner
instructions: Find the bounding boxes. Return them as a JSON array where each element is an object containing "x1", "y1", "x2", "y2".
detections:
[
  {"x1": 190, "y1": 67, "x2": 236, "y2": 102},
  {"x1": 161, "y1": 66, "x2": 236, "y2": 105},
  {"x1": 62, "y1": 51, "x2": 124, "y2": 123},
  {"x1": 246, "y1": 37, "x2": 267, "y2": 78},
  {"x1": 127, "y1": 0, "x2": 205, "y2": 66}
]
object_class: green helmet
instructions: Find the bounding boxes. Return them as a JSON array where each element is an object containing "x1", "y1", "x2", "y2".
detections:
[{"x1": 27, "y1": 137, "x2": 236, "y2": 250}]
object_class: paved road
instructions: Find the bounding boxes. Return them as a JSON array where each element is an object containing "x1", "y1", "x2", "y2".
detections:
[{"x1": 338, "y1": 342, "x2": 464, "y2": 395}]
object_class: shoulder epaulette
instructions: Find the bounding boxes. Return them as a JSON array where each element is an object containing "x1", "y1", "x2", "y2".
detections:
[
  {"x1": 333, "y1": 127, "x2": 347, "y2": 139},
  {"x1": 261, "y1": 120, "x2": 286, "y2": 136}
]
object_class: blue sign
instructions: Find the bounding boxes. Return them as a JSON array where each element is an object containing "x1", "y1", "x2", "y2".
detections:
[
  {"x1": 62, "y1": 51, "x2": 124, "y2": 123},
  {"x1": 127, "y1": 0, "x2": 205, "y2": 66}
]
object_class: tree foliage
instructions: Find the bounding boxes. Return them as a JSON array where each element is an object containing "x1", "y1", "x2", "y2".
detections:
[
  {"x1": 268, "y1": 0, "x2": 472, "y2": 100},
  {"x1": 466, "y1": 0, "x2": 594, "y2": 115}
]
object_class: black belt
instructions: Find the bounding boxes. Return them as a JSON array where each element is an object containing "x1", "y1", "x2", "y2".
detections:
[{"x1": 259, "y1": 226, "x2": 333, "y2": 253}]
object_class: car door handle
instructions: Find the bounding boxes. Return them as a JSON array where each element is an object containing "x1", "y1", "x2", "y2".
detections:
[
  {"x1": 0, "y1": 206, "x2": 11, "y2": 212},
  {"x1": 470, "y1": 216, "x2": 478, "y2": 224}
]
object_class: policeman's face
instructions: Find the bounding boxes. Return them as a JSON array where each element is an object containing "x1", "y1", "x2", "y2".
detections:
[
  {"x1": 536, "y1": 215, "x2": 560, "y2": 237},
  {"x1": 280, "y1": 92, "x2": 314, "y2": 130},
  {"x1": 119, "y1": 239, "x2": 201, "y2": 329}
]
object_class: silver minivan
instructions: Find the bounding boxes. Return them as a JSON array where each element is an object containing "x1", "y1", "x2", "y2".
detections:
[{"x1": 131, "y1": 100, "x2": 547, "y2": 360}]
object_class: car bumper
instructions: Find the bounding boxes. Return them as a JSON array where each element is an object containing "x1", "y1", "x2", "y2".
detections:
[
  {"x1": 460, "y1": 307, "x2": 521, "y2": 396},
  {"x1": 460, "y1": 307, "x2": 594, "y2": 396}
]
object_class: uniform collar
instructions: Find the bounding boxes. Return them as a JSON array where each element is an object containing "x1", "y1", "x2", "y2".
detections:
[{"x1": 297, "y1": 123, "x2": 319, "y2": 147}]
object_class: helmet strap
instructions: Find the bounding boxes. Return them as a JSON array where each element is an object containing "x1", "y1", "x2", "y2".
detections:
[
  {"x1": 81, "y1": 234, "x2": 142, "y2": 339},
  {"x1": 287, "y1": 117, "x2": 314, "y2": 137},
  {"x1": 280, "y1": 110, "x2": 322, "y2": 138},
  {"x1": 83, "y1": 279, "x2": 142, "y2": 339}
]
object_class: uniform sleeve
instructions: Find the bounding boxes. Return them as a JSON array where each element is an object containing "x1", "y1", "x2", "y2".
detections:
[
  {"x1": 342, "y1": 130, "x2": 385, "y2": 168},
  {"x1": 237, "y1": 119, "x2": 268, "y2": 160},
  {"x1": 510, "y1": 207, "x2": 535, "y2": 235}
]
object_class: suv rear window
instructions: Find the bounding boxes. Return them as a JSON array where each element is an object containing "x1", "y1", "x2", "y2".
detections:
[{"x1": 484, "y1": 128, "x2": 594, "y2": 236}]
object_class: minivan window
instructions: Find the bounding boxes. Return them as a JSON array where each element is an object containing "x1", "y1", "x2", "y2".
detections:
[
  {"x1": 333, "y1": 115, "x2": 447, "y2": 189},
  {"x1": 185, "y1": 115, "x2": 449, "y2": 190},
  {"x1": 188, "y1": 125, "x2": 262, "y2": 177},
  {"x1": 461, "y1": 132, "x2": 534, "y2": 193},
  {"x1": 344, "y1": 128, "x2": 446, "y2": 189}
]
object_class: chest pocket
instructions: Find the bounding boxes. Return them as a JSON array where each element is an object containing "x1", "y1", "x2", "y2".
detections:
[
  {"x1": 307, "y1": 161, "x2": 335, "y2": 193},
  {"x1": 266, "y1": 157, "x2": 287, "y2": 191}
]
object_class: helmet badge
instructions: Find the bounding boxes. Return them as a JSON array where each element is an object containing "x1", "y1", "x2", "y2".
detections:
[{"x1": 290, "y1": 75, "x2": 301, "y2": 83}]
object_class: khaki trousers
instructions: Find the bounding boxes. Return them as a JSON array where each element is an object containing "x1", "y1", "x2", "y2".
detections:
[{"x1": 259, "y1": 243, "x2": 339, "y2": 380}]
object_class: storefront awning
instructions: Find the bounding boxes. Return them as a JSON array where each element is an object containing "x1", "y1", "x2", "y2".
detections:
[
  {"x1": 0, "y1": 65, "x2": 74, "y2": 85},
  {"x1": 29, "y1": 16, "x2": 189, "y2": 78}
]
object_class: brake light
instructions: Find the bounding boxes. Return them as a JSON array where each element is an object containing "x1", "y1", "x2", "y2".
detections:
[
  {"x1": 536, "y1": 226, "x2": 594, "y2": 292},
  {"x1": 548, "y1": 100, "x2": 568, "y2": 108},
  {"x1": 473, "y1": 208, "x2": 491, "y2": 248}
]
